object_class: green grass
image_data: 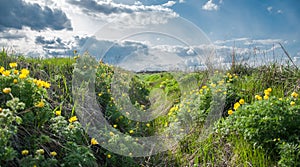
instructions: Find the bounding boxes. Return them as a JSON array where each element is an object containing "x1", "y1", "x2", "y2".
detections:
[{"x1": 0, "y1": 50, "x2": 299, "y2": 167}]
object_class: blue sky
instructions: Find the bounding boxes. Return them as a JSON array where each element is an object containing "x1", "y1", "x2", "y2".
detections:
[{"x1": 0, "y1": 0, "x2": 299, "y2": 66}]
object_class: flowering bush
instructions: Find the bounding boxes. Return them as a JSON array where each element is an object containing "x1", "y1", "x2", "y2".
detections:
[
  {"x1": 217, "y1": 89, "x2": 300, "y2": 166},
  {"x1": 0, "y1": 63, "x2": 98, "y2": 166}
]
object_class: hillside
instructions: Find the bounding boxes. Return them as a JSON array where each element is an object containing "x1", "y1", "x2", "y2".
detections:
[{"x1": 0, "y1": 50, "x2": 299, "y2": 167}]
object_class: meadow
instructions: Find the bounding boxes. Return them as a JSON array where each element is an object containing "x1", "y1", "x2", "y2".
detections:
[{"x1": 0, "y1": 49, "x2": 299, "y2": 167}]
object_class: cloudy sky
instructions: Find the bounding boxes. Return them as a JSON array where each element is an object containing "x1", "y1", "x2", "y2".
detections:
[{"x1": 0, "y1": 0, "x2": 299, "y2": 69}]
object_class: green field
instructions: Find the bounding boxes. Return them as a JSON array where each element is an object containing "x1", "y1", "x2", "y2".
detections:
[{"x1": 0, "y1": 50, "x2": 299, "y2": 167}]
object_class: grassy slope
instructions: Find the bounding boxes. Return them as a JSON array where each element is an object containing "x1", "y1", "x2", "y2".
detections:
[{"x1": 1, "y1": 50, "x2": 299, "y2": 166}]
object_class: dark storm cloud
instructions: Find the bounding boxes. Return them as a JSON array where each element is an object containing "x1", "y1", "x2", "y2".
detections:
[{"x1": 0, "y1": 0, "x2": 72, "y2": 32}]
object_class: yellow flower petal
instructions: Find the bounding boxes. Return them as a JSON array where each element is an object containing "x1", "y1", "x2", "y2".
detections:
[
  {"x1": 69, "y1": 116, "x2": 78, "y2": 123},
  {"x1": 91, "y1": 138, "x2": 98, "y2": 145},
  {"x1": 291, "y1": 92, "x2": 299, "y2": 98},
  {"x1": 290, "y1": 101, "x2": 296, "y2": 106},
  {"x1": 35, "y1": 100, "x2": 45, "y2": 108},
  {"x1": 239, "y1": 99, "x2": 245, "y2": 105},
  {"x1": 233, "y1": 102, "x2": 240, "y2": 110},
  {"x1": 21, "y1": 150, "x2": 29, "y2": 156},
  {"x1": 50, "y1": 151, "x2": 57, "y2": 156},
  {"x1": 3, "y1": 88, "x2": 11, "y2": 94},
  {"x1": 9, "y1": 62, "x2": 17, "y2": 68},
  {"x1": 55, "y1": 110, "x2": 61, "y2": 116},
  {"x1": 2, "y1": 70, "x2": 10, "y2": 76}
]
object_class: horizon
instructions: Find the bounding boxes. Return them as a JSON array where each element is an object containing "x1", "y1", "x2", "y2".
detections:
[{"x1": 0, "y1": 0, "x2": 299, "y2": 67}]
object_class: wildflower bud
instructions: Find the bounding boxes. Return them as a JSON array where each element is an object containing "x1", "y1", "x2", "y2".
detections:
[{"x1": 3, "y1": 88, "x2": 11, "y2": 94}]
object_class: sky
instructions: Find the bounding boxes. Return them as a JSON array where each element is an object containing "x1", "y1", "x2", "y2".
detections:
[{"x1": 0, "y1": 0, "x2": 299, "y2": 69}]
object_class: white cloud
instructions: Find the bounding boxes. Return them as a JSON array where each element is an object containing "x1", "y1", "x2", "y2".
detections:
[
  {"x1": 219, "y1": 0, "x2": 223, "y2": 4},
  {"x1": 214, "y1": 38, "x2": 249, "y2": 45},
  {"x1": 179, "y1": 0, "x2": 185, "y2": 3},
  {"x1": 244, "y1": 39, "x2": 282, "y2": 45},
  {"x1": 277, "y1": 9, "x2": 283, "y2": 14},
  {"x1": 267, "y1": 6, "x2": 272, "y2": 13},
  {"x1": 162, "y1": 1, "x2": 176, "y2": 7},
  {"x1": 202, "y1": 0, "x2": 219, "y2": 11},
  {"x1": 134, "y1": 1, "x2": 142, "y2": 5},
  {"x1": 66, "y1": 0, "x2": 178, "y2": 26}
]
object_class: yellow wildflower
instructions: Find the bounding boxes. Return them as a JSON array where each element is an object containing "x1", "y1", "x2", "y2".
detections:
[
  {"x1": 264, "y1": 95, "x2": 269, "y2": 100},
  {"x1": 202, "y1": 85, "x2": 207, "y2": 89},
  {"x1": 239, "y1": 99, "x2": 245, "y2": 105},
  {"x1": 13, "y1": 70, "x2": 19, "y2": 75},
  {"x1": 129, "y1": 130, "x2": 134, "y2": 134},
  {"x1": 233, "y1": 102, "x2": 240, "y2": 110},
  {"x1": 290, "y1": 101, "x2": 296, "y2": 106},
  {"x1": 69, "y1": 116, "x2": 78, "y2": 123},
  {"x1": 109, "y1": 132, "x2": 114, "y2": 136},
  {"x1": 35, "y1": 79, "x2": 43, "y2": 88},
  {"x1": 264, "y1": 90, "x2": 270, "y2": 96},
  {"x1": 2, "y1": 70, "x2": 10, "y2": 76},
  {"x1": 146, "y1": 123, "x2": 150, "y2": 127},
  {"x1": 0, "y1": 66, "x2": 4, "y2": 73},
  {"x1": 107, "y1": 154, "x2": 111, "y2": 159},
  {"x1": 9, "y1": 62, "x2": 17, "y2": 68},
  {"x1": 21, "y1": 150, "x2": 29, "y2": 156},
  {"x1": 19, "y1": 74, "x2": 27, "y2": 79},
  {"x1": 3, "y1": 88, "x2": 11, "y2": 94},
  {"x1": 267, "y1": 88, "x2": 272, "y2": 92},
  {"x1": 43, "y1": 81, "x2": 51, "y2": 88},
  {"x1": 13, "y1": 79, "x2": 18, "y2": 84},
  {"x1": 21, "y1": 69, "x2": 30, "y2": 76},
  {"x1": 36, "y1": 149, "x2": 44, "y2": 155},
  {"x1": 291, "y1": 92, "x2": 299, "y2": 98},
  {"x1": 50, "y1": 151, "x2": 57, "y2": 157},
  {"x1": 55, "y1": 110, "x2": 61, "y2": 116},
  {"x1": 91, "y1": 138, "x2": 98, "y2": 145},
  {"x1": 113, "y1": 124, "x2": 117, "y2": 128},
  {"x1": 255, "y1": 95, "x2": 262, "y2": 100},
  {"x1": 0, "y1": 107, "x2": 2, "y2": 113},
  {"x1": 35, "y1": 100, "x2": 45, "y2": 108},
  {"x1": 228, "y1": 109, "x2": 233, "y2": 115}
]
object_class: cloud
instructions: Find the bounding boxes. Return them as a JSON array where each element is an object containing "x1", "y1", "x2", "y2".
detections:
[
  {"x1": 214, "y1": 38, "x2": 249, "y2": 45},
  {"x1": 162, "y1": 1, "x2": 176, "y2": 7},
  {"x1": 67, "y1": 0, "x2": 175, "y2": 16},
  {"x1": 214, "y1": 38, "x2": 284, "y2": 46},
  {"x1": 0, "y1": 0, "x2": 72, "y2": 32},
  {"x1": 0, "y1": 31, "x2": 27, "y2": 40},
  {"x1": 202, "y1": 0, "x2": 219, "y2": 11},
  {"x1": 34, "y1": 35, "x2": 72, "y2": 57},
  {"x1": 66, "y1": 0, "x2": 178, "y2": 27},
  {"x1": 277, "y1": 10, "x2": 283, "y2": 14},
  {"x1": 244, "y1": 39, "x2": 283, "y2": 45},
  {"x1": 267, "y1": 6, "x2": 272, "y2": 13},
  {"x1": 179, "y1": 0, "x2": 185, "y2": 3}
]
